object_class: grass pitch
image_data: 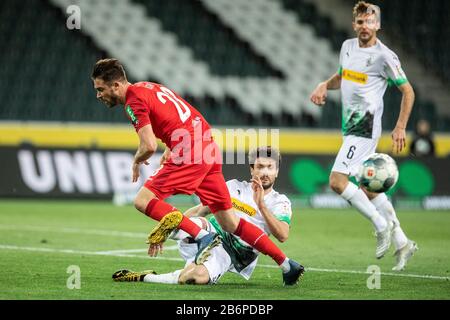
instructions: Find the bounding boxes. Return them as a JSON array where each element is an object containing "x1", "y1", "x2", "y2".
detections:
[{"x1": 0, "y1": 199, "x2": 449, "y2": 300}]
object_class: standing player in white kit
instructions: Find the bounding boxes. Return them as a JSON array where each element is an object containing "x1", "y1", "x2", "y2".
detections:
[{"x1": 310, "y1": 1, "x2": 417, "y2": 270}]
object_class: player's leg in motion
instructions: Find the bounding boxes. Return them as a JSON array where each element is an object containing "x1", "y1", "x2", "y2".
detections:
[
  {"x1": 196, "y1": 166, "x2": 304, "y2": 285},
  {"x1": 112, "y1": 268, "x2": 186, "y2": 284},
  {"x1": 330, "y1": 172, "x2": 393, "y2": 258},
  {"x1": 134, "y1": 187, "x2": 209, "y2": 244},
  {"x1": 113, "y1": 261, "x2": 213, "y2": 285},
  {"x1": 370, "y1": 192, "x2": 418, "y2": 270},
  {"x1": 113, "y1": 264, "x2": 211, "y2": 285},
  {"x1": 212, "y1": 209, "x2": 303, "y2": 285},
  {"x1": 113, "y1": 217, "x2": 218, "y2": 285},
  {"x1": 142, "y1": 264, "x2": 210, "y2": 285}
]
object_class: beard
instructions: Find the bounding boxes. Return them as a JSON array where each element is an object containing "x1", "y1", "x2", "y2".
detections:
[
  {"x1": 261, "y1": 177, "x2": 275, "y2": 190},
  {"x1": 101, "y1": 96, "x2": 119, "y2": 108},
  {"x1": 359, "y1": 31, "x2": 374, "y2": 43},
  {"x1": 262, "y1": 183, "x2": 274, "y2": 190}
]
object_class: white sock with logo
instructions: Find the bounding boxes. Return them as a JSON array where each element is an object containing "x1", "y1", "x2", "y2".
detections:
[
  {"x1": 340, "y1": 183, "x2": 387, "y2": 233},
  {"x1": 371, "y1": 193, "x2": 408, "y2": 250},
  {"x1": 143, "y1": 269, "x2": 182, "y2": 284}
]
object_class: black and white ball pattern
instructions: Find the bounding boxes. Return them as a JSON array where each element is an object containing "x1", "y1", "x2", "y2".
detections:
[{"x1": 357, "y1": 153, "x2": 399, "y2": 193}]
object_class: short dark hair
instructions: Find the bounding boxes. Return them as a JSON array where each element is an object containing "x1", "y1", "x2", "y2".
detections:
[
  {"x1": 91, "y1": 58, "x2": 127, "y2": 83},
  {"x1": 248, "y1": 146, "x2": 281, "y2": 168}
]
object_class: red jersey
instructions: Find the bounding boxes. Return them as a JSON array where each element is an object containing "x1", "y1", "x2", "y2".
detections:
[{"x1": 124, "y1": 82, "x2": 211, "y2": 149}]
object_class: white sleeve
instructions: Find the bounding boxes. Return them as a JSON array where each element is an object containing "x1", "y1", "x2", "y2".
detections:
[
  {"x1": 338, "y1": 40, "x2": 348, "y2": 75},
  {"x1": 269, "y1": 196, "x2": 292, "y2": 225},
  {"x1": 381, "y1": 51, "x2": 408, "y2": 86},
  {"x1": 226, "y1": 179, "x2": 237, "y2": 190},
  {"x1": 225, "y1": 179, "x2": 240, "y2": 197}
]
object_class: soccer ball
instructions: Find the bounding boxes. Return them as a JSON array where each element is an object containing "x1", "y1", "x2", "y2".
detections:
[{"x1": 356, "y1": 153, "x2": 399, "y2": 193}]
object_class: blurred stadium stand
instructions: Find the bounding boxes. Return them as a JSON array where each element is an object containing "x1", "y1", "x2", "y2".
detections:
[
  {"x1": 360, "y1": 0, "x2": 450, "y2": 85},
  {"x1": 0, "y1": 0, "x2": 448, "y2": 131},
  {"x1": 0, "y1": 0, "x2": 118, "y2": 122}
]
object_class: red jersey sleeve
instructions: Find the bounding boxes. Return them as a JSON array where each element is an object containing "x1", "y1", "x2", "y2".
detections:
[{"x1": 125, "y1": 96, "x2": 151, "y2": 132}]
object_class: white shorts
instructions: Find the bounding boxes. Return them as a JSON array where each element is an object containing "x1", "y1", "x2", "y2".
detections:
[
  {"x1": 176, "y1": 217, "x2": 257, "y2": 284},
  {"x1": 178, "y1": 240, "x2": 232, "y2": 284},
  {"x1": 331, "y1": 135, "x2": 378, "y2": 176}
]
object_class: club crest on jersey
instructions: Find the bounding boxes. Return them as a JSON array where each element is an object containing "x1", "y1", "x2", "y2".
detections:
[
  {"x1": 126, "y1": 105, "x2": 138, "y2": 125},
  {"x1": 366, "y1": 55, "x2": 374, "y2": 67}
]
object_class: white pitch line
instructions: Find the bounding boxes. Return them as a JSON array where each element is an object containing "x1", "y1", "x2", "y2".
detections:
[
  {"x1": 1, "y1": 244, "x2": 449, "y2": 281},
  {"x1": 94, "y1": 246, "x2": 179, "y2": 254},
  {"x1": 257, "y1": 265, "x2": 450, "y2": 281},
  {"x1": 0, "y1": 244, "x2": 184, "y2": 262},
  {"x1": 94, "y1": 248, "x2": 149, "y2": 254},
  {"x1": 0, "y1": 224, "x2": 149, "y2": 239}
]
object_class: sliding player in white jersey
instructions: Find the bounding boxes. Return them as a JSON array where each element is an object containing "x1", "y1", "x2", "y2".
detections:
[
  {"x1": 112, "y1": 147, "x2": 304, "y2": 285},
  {"x1": 310, "y1": 1, "x2": 417, "y2": 270}
]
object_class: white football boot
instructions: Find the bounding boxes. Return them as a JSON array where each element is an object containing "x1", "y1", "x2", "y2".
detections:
[{"x1": 392, "y1": 240, "x2": 418, "y2": 271}]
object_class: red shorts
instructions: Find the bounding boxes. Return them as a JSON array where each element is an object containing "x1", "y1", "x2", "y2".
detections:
[{"x1": 144, "y1": 146, "x2": 232, "y2": 213}]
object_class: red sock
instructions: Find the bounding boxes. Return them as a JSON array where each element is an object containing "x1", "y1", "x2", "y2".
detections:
[
  {"x1": 145, "y1": 199, "x2": 201, "y2": 238},
  {"x1": 234, "y1": 218, "x2": 286, "y2": 265}
]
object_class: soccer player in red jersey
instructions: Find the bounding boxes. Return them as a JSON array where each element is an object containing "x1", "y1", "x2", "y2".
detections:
[{"x1": 91, "y1": 59, "x2": 304, "y2": 285}]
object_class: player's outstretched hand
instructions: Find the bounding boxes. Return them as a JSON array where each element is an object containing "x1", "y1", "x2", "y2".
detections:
[
  {"x1": 132, "y1": 160, "x2": 149, "y2": 183},
  {"x1": 160, "y1": 148, "x2": 171, "y2": 166},
  {"x1": 251, "y1": 176, "x2": 264, "y2": 207},
  {"x1": 391, "y1": 126, "x2": 406, "y2": 154},
  {"x1": 132, "y1": 162, "x2": 140, "y2": 182},
  {"x1": 148, "y1": 243, "x2": 163, "y2": 257},
  {"x1": 310, "y1": 82, "x2": 328, "y2": 106}
]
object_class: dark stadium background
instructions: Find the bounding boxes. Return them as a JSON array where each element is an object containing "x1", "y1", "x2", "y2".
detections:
[{"x1": 1, "y1": 0, "x2": 450, "y2": 302}]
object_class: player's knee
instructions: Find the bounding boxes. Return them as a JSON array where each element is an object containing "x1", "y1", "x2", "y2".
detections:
[
  {"x1": 220, "y1": 221, "x2": 237, "y2": 233},
  {"x1": 134, "y1": 196, "x2": 148, "y2": 213},
  {"x1": 179, "y1": 267, "x2": 209, "y2": 285},
  {"x1": 178, "y1": 272, "x2": 189, "y2": 284},
  {"x1": 214, "y1": 210, "x2": 239, "y2": 233},
  {"x1": 192, "y1": 268, "x2": 210, "y2": 284},
  {"x1": 329, "y1": 173, "x2": 346, "y2": 194},
  {"x1": 133, "y1": 188, "x2": 157, "y2": 213}
]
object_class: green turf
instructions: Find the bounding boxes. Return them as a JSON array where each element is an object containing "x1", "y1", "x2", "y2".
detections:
[{"x1": 0, "y1": 199, "x2": 449, "y2": 300}]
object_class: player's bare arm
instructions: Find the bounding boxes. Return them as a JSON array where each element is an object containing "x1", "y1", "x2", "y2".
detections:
[
  {"x1": 132, "y1": 124, "x2": 158, "y2": 182},
  {"x1": 251, "y1": 176, "x2": 289, "y2": 242},
  {"x1": 391, "y1": 82, "x2": 415, "y2": 154},
  {"x1": 310, "y1": 73, "x2": 342, "y2": 106}
]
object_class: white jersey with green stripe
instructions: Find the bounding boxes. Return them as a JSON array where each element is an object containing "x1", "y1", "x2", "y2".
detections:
[
  {"x1": 338, "y1": 38, "x2": 408, "y2": 139},
  {"x1": 210, "y1": 179, "x2": 292, "y2": 252}
]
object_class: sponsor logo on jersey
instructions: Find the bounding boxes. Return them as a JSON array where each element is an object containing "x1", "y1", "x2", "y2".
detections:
[
  {"x1": 342, "y1": 69, "x2": 368, "y2": 84},
  {"x1": 126, "y1": 105, "x2": 138, "y2": 125},
  {"x1": 231, "y1": 197, "x2": 257, "y2": 217}
]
